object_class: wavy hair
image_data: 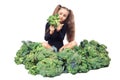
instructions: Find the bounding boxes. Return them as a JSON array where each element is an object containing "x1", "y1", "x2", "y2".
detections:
[{"x1": 52, "y1": 5, "x2": 75, "y2": 42}]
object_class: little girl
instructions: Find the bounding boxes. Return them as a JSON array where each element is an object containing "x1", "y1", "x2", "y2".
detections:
[{"x1": 42, "y1": 4, "x2": 77, "y2": 52}]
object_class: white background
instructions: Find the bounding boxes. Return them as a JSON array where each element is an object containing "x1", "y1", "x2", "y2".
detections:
[{"x1": 0, "y1": 0, "x2": 120, "y2": 80}]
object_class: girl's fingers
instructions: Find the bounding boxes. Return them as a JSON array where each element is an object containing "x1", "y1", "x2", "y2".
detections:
[{"x1": 50, "y1": 26, "x2": 55, "y2": 31}]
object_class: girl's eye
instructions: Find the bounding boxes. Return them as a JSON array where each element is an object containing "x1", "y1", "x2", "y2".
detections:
[
  {"x1": 59, "y1": 13, "x2": 62, "y2": 15},
  {"x1": 63, "y1": 15, "x2": 66, "y2": 17}
]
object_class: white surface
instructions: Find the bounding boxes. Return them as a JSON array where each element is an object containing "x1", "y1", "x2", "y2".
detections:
[{"x1": 0, "y1": 0, "x2": 120, "y2": 80}]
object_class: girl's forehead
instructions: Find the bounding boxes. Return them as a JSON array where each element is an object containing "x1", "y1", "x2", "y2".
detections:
[{"x1": 59, "y1": 8, "x2": 69, "y2": 14}]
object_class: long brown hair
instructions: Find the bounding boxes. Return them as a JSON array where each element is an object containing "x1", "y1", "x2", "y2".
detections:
[{"x1": 52, "y1": 5, "x2": 75, "y2": 42}]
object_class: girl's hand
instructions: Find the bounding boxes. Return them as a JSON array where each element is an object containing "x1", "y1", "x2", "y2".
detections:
[
  {"x1": 56, "y1": 23, "x2": 64, "y2": 32},
  {"x1": 49, "y1": 26, "x2": 55, "y2": 34}
]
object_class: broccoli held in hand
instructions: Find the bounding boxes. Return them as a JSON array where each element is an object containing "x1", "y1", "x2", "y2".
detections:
[{"x1": 47, "y1": 14, "x2": 60, "y2": 28}]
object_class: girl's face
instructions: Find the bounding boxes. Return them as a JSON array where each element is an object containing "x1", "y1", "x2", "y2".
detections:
[{"x1": 58, "y1": 8, "x2": 69, "y2": 23}]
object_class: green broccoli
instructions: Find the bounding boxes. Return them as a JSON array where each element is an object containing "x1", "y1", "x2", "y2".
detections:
[
  {"x1": 14, "y1": 40, "x2": 111, "y2": 77},
  {"x1": 47, "y1": 14, "x2": 60, "y2": 28}
]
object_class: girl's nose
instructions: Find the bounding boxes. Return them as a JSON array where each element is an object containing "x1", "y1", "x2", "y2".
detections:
[{"x1": 59, "y1": 16, "x2": 63, "y2": 20}]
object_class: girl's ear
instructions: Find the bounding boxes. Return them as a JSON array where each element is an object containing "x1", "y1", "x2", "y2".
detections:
[{"x1": 52, "y1": 4, "x2": 61, "y2": 15}]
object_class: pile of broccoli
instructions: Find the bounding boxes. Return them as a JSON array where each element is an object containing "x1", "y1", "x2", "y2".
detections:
[{"x1": 14, "y1": 40, "x2": 111, "y2": 77}]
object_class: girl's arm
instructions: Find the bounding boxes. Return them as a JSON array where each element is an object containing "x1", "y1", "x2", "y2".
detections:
[
  {"x1": 44, "y1": 23, "x2": 67, "y2": 41},
  {"x1": 50, "y1": 23, "x2": 67, "y2": 41},
  {"x1": 44, "y1": 23, "x2": 52, "y2": 41}
]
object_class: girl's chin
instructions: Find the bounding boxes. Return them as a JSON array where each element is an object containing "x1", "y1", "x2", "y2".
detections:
[
  {"x1": 60, "y1": 20, "x2": 63, "y2": 23},
  {"x1": 60, "y1": 22, "x2": 63, "y2": 24}
]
